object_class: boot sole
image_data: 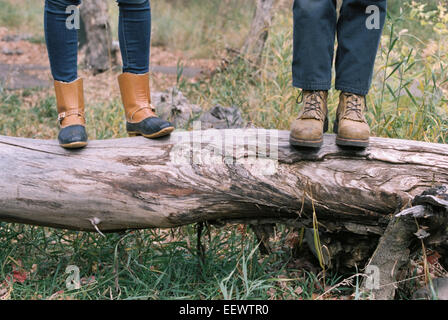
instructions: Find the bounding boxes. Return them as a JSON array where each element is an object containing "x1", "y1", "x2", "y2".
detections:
[
  {"x1": 60, "y1": 141, "x2": 88, "y2": 149},
  {"x1": 335, "y1": 137, "x2": 369, "y2": 148},
  {"x1": 289, "y1": 136, "x2": 323, "y2": 148},
  {"x1": 128, "y1": 126, "x2": 175, "y2": 139}
]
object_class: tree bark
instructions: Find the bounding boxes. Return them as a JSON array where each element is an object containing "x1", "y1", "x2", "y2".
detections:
[
  {"x1": 241, "y1": 0, "x2": 274, "y2": 64},
  {"x1": 0, "y1": 131, "x2": 447, "y2": 234},
  {"x1": 79, "y1": 0, "x2": 115, "y2": 74}
]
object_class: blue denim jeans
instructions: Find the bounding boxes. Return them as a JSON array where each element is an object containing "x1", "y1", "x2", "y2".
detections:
[
  {"x1": 292, "y1": 0, "x2": 387, "y2": 95},
  {"x1": 44, "y1": 0, "x2": 151, "y2": 82}
]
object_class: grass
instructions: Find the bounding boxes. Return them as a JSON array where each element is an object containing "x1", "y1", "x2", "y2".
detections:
[
  {"x1": 0, "y1": 223, "x2": 349, "y2": 300},
  {"x1": 0, "y1": 0, "x2": 447, "y2": 300},
  {"x1": 0, "y1": 0, "x2": 43, "y2": 34},
  {"x1": 150, "y1": 0, "x2": 255, "y2": 59}
]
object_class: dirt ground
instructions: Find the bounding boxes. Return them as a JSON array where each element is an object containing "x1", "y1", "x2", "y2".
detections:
[{"x1": 0, "y1": 26, "x2": 220, "y2": 104}]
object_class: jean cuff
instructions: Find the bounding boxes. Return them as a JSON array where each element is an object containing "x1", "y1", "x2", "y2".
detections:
[
  {"x1": 292, "y1": 80, "x2": 331, "y2": 91},
  {"x1": 335, "y1": 82, "x2": 369, "y2": 96}
]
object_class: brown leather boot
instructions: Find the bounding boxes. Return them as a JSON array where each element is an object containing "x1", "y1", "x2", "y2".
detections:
[
  {"x1": 334, "y1": 92, "x2": 370, "y2": 148},
  {"x1": 118, "y1": 72, "x2": 174, "y2": 138},
  {"x1": 54, "y1": 78, "x2": 88, "y2": 149},
  {"x1": 290, "y1": 90, "x2": 328, "y2": 148}
]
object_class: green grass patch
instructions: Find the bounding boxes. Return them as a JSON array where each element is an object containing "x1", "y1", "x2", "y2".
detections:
[{"x1": 0, "y1": 223, "x2": 351, "y2": 300}]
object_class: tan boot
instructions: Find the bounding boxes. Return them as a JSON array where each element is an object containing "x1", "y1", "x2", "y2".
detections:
[
  {"x1": 334, "y1": 92, "x2": 370, "y2": 148},
  {"x1": 290, "y1": 90, "x2": 328, "y2": 148},
  {"x1": 54, "y1": 78, "x2": 88, "y2": 149},
  {"x1": 118, "y1": 72, "x2": 174, "y2": 138}
]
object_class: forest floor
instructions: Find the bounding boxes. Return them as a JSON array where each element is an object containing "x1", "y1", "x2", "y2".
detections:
[{"x1": 0, "y1": 26, "x2": 220, "y2": 102}]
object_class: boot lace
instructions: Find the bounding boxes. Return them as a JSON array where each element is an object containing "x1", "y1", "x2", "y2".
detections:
[
  {"x1": 297, "y1": 90, "x2": 325, "y2": 120},
  {"x1": 342, "y1": 93, "x2": 366, "y2": 121}
]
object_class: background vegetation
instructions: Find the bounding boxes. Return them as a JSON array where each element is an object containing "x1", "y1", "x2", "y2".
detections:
[{"x1": 0, "y1": 0, "x2": 446, "y2": 299}]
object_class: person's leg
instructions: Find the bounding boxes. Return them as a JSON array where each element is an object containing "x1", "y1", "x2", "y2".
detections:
[
  {"x1": 292, "y1": 0, "x2": 337, "y2": 91},
  {"x1": 335, "y1": 0, "x2": 387, "y2": 95},
  {"x1": 44, "y1": 0, "x2": 80, "y2": 82},
  {"x1": 117, "y1": 0, "x2": 151, "y2": 74},
  {"x1": 333, "y1": 0, "x2": 387, "y2": 148},
  {"x1": 290, "y1": 0, "x2": 337, "y2": 148},
  {"x1": 116, "y1": 0, "x2": 174, "y2": 138},
  {"x1": 45, "y1": 0, "x2": 87, "y2": 149}
]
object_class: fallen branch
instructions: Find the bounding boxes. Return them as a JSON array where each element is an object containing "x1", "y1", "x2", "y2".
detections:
[{"x1": 1, "y1": 131, "x2": 447, "y2": 233}]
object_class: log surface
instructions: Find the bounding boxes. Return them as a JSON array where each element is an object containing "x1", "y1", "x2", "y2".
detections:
[{"x1": 1, "y1": 130, "x2": 447, "y2": 233}]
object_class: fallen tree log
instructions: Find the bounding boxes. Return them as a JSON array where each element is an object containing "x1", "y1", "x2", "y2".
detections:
[{"x1": 0, "y1": 130, "x2": 447, "y2": 233}]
